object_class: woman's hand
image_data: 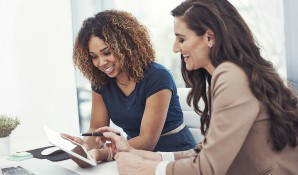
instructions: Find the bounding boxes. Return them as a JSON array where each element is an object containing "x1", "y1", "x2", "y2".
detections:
[
  {"x1": 115, "y1": 152, "x2": 159, "y2": 175},
  {"x1": 60, "y1": 133, "x2": 92, "y2": 168},
  {"x1": 60, "y1": 133, "x2": 88, "y2": 148},
  {"x1": 61, "y1": 133, "x2": 109, "y2": 167},
  {"x1": 94, "y1": 126, "x2": 133, "y2": 153},
  {"x1": 130, "y1": 149, "x2": 162, "y2": 161}
]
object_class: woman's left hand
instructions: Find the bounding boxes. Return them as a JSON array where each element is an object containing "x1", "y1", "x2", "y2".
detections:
[
  {"x1": 94, "y1": 126, "x2": 133, "y2": 153},
  {"x1": 115, "y1": 152, "x2": 159, "y2": 175}
]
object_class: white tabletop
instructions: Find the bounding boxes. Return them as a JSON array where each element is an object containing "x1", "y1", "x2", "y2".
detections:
[
  {"x1": 58, "y1": 159, "x2": 118, "y2": 175},
  {"x1": 0, "y1": 157, "x2": 119, "y2": 175}
]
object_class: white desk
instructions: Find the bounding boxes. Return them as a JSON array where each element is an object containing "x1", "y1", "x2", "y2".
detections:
[
  {"x1": 58, "y1": 159, "x2": 118, "y2": 175},
  {"x1": 0, "y1": 157, "x2": 119, "y2": 175}
]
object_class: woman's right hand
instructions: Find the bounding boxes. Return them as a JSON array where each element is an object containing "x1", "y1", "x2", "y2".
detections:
[
  {"x1": 94, "y1": 126, "x2": 133, "y2": 153},
  {"x1": 60, "y1": 133, "x2": 94, "y2": 168},
  {"x1": 93, "y1": 127, "x2": 163, "y2": 161}
]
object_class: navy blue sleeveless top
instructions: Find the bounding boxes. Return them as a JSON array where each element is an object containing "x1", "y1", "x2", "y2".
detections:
[{"x1": 92, "y1": 62, "x2": 196, "y2": 151}]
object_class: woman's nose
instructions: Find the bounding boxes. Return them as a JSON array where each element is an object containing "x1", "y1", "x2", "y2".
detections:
[
  {"x1": 93, "y1": 57, "x2": 107, "y2": 68},
  {"x1": 98, "y1": 56, "x2": 108, "y2": 67},
  {"x1": 173, "y1": 42, "x2": 180, "y2": 53}
]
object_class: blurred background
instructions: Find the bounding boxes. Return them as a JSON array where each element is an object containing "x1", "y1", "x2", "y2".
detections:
[{"x1": 0, "y1": 0, "x2": 297, "y2": 152}]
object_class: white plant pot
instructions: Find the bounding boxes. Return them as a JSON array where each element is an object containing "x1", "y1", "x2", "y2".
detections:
[{"x1": 0, "y1": 136, "x2": 10, "y2": 156}]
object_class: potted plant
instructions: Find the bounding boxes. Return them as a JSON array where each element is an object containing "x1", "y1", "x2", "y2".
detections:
[{"x1": 0, "y1": 114, "x2": 20, "y2": 156}]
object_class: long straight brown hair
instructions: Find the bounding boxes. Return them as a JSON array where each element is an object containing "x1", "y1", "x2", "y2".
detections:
[{"x1": 172, "y1": 0, "x2": 298, "y2": 151}]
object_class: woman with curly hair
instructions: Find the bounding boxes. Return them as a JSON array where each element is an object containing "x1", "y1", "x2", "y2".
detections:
[
  {"x1": 64, "y1": 10, "x2": 196, "y2": 167},
  {"x1": 93, "y1": 0, "x2": 298, "y2": 174}
]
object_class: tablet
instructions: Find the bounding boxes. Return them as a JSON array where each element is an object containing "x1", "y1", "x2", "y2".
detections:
[{"x1": 44, "y1": 126, "x2": 97, "y2": 166}]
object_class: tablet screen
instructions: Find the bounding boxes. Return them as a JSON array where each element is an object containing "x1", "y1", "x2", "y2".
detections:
[{"x1": 44, "y1": 126, "x2": 97, "y2": 166}]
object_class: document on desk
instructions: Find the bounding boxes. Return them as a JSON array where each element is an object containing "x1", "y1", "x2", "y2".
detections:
[{"x1": 44, "y1": 126, "x2": 97, "y2": 166}]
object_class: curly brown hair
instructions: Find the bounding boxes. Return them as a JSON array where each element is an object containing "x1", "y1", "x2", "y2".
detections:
[
  {"x1": 172, "y1": 0, "x2": 298, "y2": 151},
  {"x1": 73, "y1": 10, "x2": 155, "y2": 89}
]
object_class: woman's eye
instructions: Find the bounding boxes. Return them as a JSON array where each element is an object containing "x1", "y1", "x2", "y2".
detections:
[
  {"x1": 90, "y1": 55, "x2": 96, "y2": 60},
  {"x1": 103, "y1": 51, "x2": 111, "y2": 56},
  {"x1": 178, "y1": 38, "x2": 184, "y2": 43}
]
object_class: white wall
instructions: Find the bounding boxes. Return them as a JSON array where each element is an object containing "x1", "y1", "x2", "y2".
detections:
[
  {"x1": 284, "y1": 0, "x2": 298, "y2": 91},
  {"x1": 0, "y1": 0, "x2": 79, "y2": 152}
]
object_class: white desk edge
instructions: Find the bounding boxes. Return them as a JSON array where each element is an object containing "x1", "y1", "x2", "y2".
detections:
[{"x1": 0, "y1": 157, "x2": 118, "y2": 175}]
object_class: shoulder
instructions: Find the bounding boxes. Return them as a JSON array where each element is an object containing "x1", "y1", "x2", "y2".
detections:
[
  {"x1": 211, "y1": 61, "x2": 249, "y2": 89},
  {"x1": 91, "y1": 79, "x2": 114, "y2": 95},
  {"x1": 211, "y1": 62, "x2": 254, "y2": 103},
  {"x1": 142, "y1": 62, "x2": 176, "y2": 97},
  {"x1": 210, "y1": 62, "x2": 260, "y2": 116},
  {"x1": 144, "y1": 62, "x2": 172, "y2": 79},
  {"x1": 212, "y1": 61, "x2": 247, "y2": 80},
  {"x1": 146, "y1": 62, "x2": 170, "y2": 73}
]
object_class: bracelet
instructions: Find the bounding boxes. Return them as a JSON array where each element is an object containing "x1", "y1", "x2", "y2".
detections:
[{"x1": 159, "y1": 152, "x2": 175, "y2": 161}]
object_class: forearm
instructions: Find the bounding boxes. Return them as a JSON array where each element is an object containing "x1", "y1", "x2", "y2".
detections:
[
  {"x1": 157, "y1": 150, "x2": 201, "y2": 175},
  {"x1": 172, "y1": 143, "x2": 202, "y2": 160},
  {"x1": 139, "y1": 150, "x2": 201, "y2": 175},
  {"x1": 173, "y1": 149, "x2": 197, "y2": 160},
  {"x1": 128, "y1": 135, "x2": 158, "y2": 151},
  {"x1": 130, "y1": 149, "x2": 162, "y2": 161},
  {"x1": 127, "y1": 137, "x2": 199, "y2": 161},
  {"x1": 133, "y1": 147, "x2": 197, "y2": 162}
]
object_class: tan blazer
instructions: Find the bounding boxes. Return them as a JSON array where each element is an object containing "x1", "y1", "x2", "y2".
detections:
[{"x1": 166, "y1": 62, "x2": 298, "y2": 175}]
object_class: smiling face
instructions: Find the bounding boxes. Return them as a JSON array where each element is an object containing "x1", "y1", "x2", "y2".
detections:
[
  {"x1": 173, "y1": 17, "x2": 215, "y2": 73},
  {"x1": 88, "y1": 35, "x2": 123, "y2": 78}
]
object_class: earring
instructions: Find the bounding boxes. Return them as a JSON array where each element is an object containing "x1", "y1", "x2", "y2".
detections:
[{"x1": 208, "y1": 43, "x2": 212, "y2": 48}]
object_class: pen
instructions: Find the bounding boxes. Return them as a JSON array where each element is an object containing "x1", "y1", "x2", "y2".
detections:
[{"x1": 81, "y1": 132, "x2": 121, "y2": 136}]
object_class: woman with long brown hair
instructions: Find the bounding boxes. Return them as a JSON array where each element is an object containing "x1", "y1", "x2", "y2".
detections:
[{"x1": 94, "y1": 0, "x2": 298, "y2": 174}]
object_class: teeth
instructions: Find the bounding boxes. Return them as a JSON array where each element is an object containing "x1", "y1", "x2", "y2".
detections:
[
  {"x1": 105, "y1": 65, "x2": 114, "y2": 73},
  {"x1": 183, "y1": 55, "x2": 189, "y2": 58}
]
